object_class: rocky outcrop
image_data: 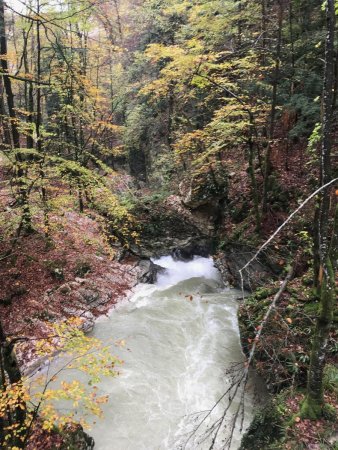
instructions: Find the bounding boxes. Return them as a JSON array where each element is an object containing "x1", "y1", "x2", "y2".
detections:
[
  {"x1": 214, "y1": 243, "x2": 282, "y2": 291},
  {"x1": 133, "y1": 195, "x2": 217, "y2": 257},
  {"x1": 171, "y1": 237, "x2": 214, "y2": 261},
  {"x1": 179, "y1": 166, "x2": 228, "y2": 209}
]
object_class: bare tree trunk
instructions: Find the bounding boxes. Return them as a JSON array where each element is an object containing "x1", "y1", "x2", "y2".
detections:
[
  {"x1": 22, "y1": 28, "x2": 34, "y2": 149},
  {"x1": 288, "y1": 0, "x2": 295, "y2": 95},
  {"x1": 35, "y1": 1, "x2": 50, "y2": 240},
  {"x1": 262, "y1": 1, "x2": 283, "y2": 213},
  {"x1": 301, "y1": 0, "x2": 337, "y2": 419},
  {"x1": 0, "y1": 0, "x2": 33, "y2": 233},
  {"x1": 0, "y1": 76, "x2": 11, "y2": 147},
  {"x1": 248, "y1": 113, "x2": 261, "y2": 232}
]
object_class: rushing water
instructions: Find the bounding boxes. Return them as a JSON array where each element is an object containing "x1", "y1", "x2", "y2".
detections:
[{"x1": 49, "y1": 256, "x2": 256, "y2": 449}]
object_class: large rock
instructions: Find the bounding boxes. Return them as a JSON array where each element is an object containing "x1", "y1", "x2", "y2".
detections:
[
  {"x1": 171, "y1": 237, "x2": 214, "y2": 261},
  {"x1": 137, "y1": 259, "x2": 164, "y2": 283},
  {"x1": 214, "y1": 243, "x2": 282, "y2": 291},
  {"x1": 179, "y1": 165, "x2": 228, "y2": 209}
]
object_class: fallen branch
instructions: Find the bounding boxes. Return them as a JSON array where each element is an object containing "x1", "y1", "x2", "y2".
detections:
[
  {"x1": 243, "y1": 264, "x2": 294, "y2": 375},
  {"x1": 181, "y1": 264, "x2": 294, "y2": 450}
]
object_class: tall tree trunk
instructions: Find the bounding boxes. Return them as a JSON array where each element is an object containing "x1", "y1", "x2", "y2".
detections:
[
  {"x1": 35, "y1": 2, "x2": 50, "y2": 239},
  {"x1": 301, "y1": 0, "x2": 337, "y2": 419},
  {"x1": 0, "y1": 0, "x2": 32, "y2": 233},
  {"x1": 248, "y1": 112, "x2": 261, "y2": 232},
  {"x1": 262, "y1": 1, "x2": 283, "y2": 213},
  {"x1": 260, "y1": 0, "x2": 267, "y2": 64},
  {"x1": 0, "y1": 76, "x2": 11, "y2": 147},
  {"x1": 22, "y1": 28, "x2": 34, "y2": 149},
  {"x1": 288, "y1": 0, "x2": 295, "y2": 95}
]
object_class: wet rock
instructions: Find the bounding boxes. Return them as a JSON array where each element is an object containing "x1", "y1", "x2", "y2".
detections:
[
  {"x1": 137, "y1": 259, "x2": 164, "y2": 284},
  {"x1": 171, "y1": 237, "x2": 213, "y2": 261},
  {"x1": 80, "y1": 311, "x2": 95, "y2": 333},
  {"x1": 132, "y1": 195, "x2": 208, "y2": 257},
  {"x1": 214, "y1": 243, "x2": 281, "y2": 291},
  {"x1": 78, "y1": 287, "x2": 100, "y2": 305}
]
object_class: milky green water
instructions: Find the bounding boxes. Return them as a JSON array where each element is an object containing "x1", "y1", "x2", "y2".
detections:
[{"x1": 45, "y1": 256, "x2": 255, "y2": 449}]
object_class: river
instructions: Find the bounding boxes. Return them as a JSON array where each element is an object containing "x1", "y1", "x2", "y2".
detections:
[{"x1": 48, "y1": 256, "x2": 256, "y2": 449}]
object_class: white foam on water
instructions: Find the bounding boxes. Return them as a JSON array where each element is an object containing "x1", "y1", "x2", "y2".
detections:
[{"x1": 153, "y1": 255, "x2": 222, "y2": 287}]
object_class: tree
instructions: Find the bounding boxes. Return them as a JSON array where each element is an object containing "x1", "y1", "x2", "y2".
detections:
[
  {"x1": 301, "y1": 0, "x2": 337, "y2": 419},
  {"x1": 0, "y1": 0, "x2": 33, "y2": 234},
  {"x1": 0, "y1": 317, "x2": 120, "y2": 449}
]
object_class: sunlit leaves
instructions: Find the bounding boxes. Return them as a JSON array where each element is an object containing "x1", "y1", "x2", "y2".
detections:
[{"x1": 0, "y1": 318, "x2": 121, "y2": 445}]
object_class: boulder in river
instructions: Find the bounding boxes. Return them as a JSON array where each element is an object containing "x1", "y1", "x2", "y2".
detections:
[{"x1": 137, "y1": 259, "x2": 165, "y2": 283}]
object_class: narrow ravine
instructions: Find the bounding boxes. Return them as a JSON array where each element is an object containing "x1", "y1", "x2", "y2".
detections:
[{"x1": 54, "y1": 256, "x2": 255, "y2": 449}]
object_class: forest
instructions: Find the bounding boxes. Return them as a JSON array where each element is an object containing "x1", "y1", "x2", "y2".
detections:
[{"x1": 0, "y1": 0, "x2": 337, "y2": 448}]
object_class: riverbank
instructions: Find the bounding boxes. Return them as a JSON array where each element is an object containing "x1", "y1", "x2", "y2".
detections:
[
  {"x1": 1, "y1": 166, "x2": 337, "y2": 449},
  {"x1": 237, "y1": 269, "x2": 338, "y2": 449},
  {"x1": 0, "y1": 206, "x2": 146, "y2": 374}
]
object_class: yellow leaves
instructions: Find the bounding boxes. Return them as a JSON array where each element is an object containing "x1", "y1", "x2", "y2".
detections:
[
  {"x1": 0, "y1": 382, "x2": 29, "y2": 418},
  {"x1": 140, "y1": 41, "x2": 215, "y2": 102},
  {"x1": 140, "y1": 78, "x2": 171, "y2": 98},
  {"x1": 173, "y1": 130, "x2": 207, "y2": 161},
  {"x1": 144, "y1": 43, "x2": 185, "y2": 62},
  {"x1": 20, "y1": 319, "x2": 123, "y2": 432}
]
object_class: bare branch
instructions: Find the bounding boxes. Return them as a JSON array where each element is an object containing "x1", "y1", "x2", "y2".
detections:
[{"x1": 239, "y1": 177, "x2": 338, "y2": 296}]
